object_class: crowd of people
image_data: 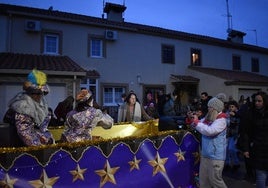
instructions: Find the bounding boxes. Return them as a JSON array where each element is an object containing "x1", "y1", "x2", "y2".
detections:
[
  {"x1": 186, "y1": 91, "x2": 268, "y2": 188},
  {"x1": 3, "y1": 70, "x2": 268, "y2": 187}
]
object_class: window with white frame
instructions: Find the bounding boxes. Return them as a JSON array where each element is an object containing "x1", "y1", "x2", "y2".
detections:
[
  {"x1": 44, "y1": 34, "x2": 59, "y2": 54},
  {"x1": 80, "y1": 78, "x2": 98, "y2": 102},
  {"x1": 103, "y1": 87, "x2": 126, "y2": 106},
  {"x1": 90, "y1": 38, "x2": 103, "y2": 57}
]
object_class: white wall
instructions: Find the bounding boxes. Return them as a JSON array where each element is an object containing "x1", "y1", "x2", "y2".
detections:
[{"x1": 0, "y1": 84, "x2": 66, "y2": 122}]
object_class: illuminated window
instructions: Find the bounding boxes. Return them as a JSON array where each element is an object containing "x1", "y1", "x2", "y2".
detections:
[{"x1": 191, "y1": 48, "x2": 201, "y2": 66}]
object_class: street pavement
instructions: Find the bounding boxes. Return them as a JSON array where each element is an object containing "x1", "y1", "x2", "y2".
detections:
[{"x1": 223, "y1": 160, "x2": 256, "y2": 188}]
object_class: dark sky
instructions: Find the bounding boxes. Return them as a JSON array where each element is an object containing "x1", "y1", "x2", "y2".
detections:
[{"x1": 1, "y1": 0, "x2": 268, "y2": 48}]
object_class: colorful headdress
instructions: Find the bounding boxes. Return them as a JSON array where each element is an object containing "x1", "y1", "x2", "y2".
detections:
[
  {"x1": 23, "y1": 69, "x2": 49, "y2": 95},
  {"x1": 76, "y1": 89, "x2": 92, "y2": 102}
]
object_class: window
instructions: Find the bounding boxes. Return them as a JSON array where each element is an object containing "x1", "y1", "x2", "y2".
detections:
[
  {"x1": 143, "y1": 86, "x2": 165, "y2": 105},
  {"x1": 41, "y1": 31, "x2": 62, "y2": 55},
  {"x1": 103, "y1": 87, "x2": 126, "y2": 106},
  {"x1": 80, "y1": 78, "x2": 99, "y2": 102},
  {"x1": 44, "y1": 34, "x2": 59, "y2": 54},
  {"x1": 161, "y1": 44, "x2": 175, "y2": 64},
  {"x1": 89, "y1": 36, "x2": 106, "y2": 58},
  {"x1": 191, "y1": 48, "x2": 202, "y2": 66},
  {"x1": 251, "y1": 58, "x2": 259, "y2": 72},
  {"x1": 232, "y1": 55, "x2": 241, "y2": 70},
  {"x1": 91, "y1": 39, "x2": 102, "y2": 57}
]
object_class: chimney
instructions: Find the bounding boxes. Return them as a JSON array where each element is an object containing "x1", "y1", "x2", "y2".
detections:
[
  {"x1": 104, "y1": 2, "x2": 126, "y2": 22},
  {"x1": 227, "y1": 29, "x2": 246, "y2": 44}
]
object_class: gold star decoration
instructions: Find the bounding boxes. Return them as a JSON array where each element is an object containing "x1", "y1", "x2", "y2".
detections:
[
  {"x1": 148, "y1": 152, "x2": 168, "y2": 176},
  {"x1": 174, "y1": 149, "x2": 186, "y2": 162},
  {"x1": 28, "y1": 169, "x2": 59, "y2": 188},
  {"x1": 95, "y1": 160, "x2": 120, "y2": 188},
  {"x1": 128, "y1": 156, "x2": 142, "y2": 171},
  {"x1": 192, "y1": 152, "x2": 200, "y2": 165},
  {"x1": 0, "y1": 173, "x2": 18, "y2": 188},
  {"x1": 69, "y1": 164, "x2": 87, "y2": 182}
]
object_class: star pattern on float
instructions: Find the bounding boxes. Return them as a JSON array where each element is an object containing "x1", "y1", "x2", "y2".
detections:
[
  {"x1": 69, "y1": 164, "x2": 87, "y2": 182},
  {"x1": 0, "y1": 173, "x2": 18, "y2": 188},
  {"x1": 95, "y1": 160, "x2": 120, "y2": 187},
  {"x1": 174, "y1": 149, "x2": 186, "y2": 162},
  {"x1": 128, "y1": 156, "x2": 142, "y2": 171},
  {"x1": 28, "y1": 169, "x2": 59, "y2": 188},
  {"x1": 148, "y1": 152, "x2": 168, "y2": 176}
]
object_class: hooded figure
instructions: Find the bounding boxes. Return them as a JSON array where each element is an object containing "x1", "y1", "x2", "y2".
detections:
[
  {"x1": 3, "y1": 69, "x2": 54, "y2": 146},
  {"x1": 61, "y1": 89, "x2": 113, "y2": 143}
]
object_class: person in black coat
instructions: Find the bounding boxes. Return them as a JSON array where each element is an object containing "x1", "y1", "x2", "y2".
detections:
[
  {"x1": 200, "y1": 92, "x2": 212, "y2": 118},
  {"x1": 238, "y1": 91, "x2": 268, "y2": 187},
  {"x1": 54, "y1": 96, "x2": 74, "y2": 125}
]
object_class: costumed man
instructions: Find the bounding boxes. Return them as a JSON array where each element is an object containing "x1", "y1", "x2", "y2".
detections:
[
  {"x1": 61, "y1": 89, "x2": 114, "y2": 143},
  {"x1": 3, "y1": 69, "x2": 54, "y2": 146}
]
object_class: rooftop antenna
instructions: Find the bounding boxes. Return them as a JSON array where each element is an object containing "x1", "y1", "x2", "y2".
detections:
[{"x1": 226, "y1": 0, "x2": 233, "y2": 33}]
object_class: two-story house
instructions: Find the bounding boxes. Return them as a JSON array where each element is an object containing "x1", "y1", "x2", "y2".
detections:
[{"x1": 1, "y1": 2, "x2": 268, "y2": 121}]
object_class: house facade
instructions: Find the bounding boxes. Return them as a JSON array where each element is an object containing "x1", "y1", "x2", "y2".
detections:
[{"x1": 0, "y1": 2, "x2": 268, "y2": 121}]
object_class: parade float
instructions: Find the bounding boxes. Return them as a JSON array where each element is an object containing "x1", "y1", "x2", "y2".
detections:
[{"x1": 0, "y1": 120, "x2": 200, "y2": 188}]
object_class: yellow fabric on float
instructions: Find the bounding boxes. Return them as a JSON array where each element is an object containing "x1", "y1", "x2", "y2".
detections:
[{"x1": 48, "y1": 119, "x2": 159, "y2": 141}]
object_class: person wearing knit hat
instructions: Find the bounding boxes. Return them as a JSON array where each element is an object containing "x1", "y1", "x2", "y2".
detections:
[
  {"x1": 208, "y1": 97, "x2": 224, "y2": 113},
  {"x1": 216, "y1": 93, "x2": 227, "y2": 103},
  {"x1": 190, "y1": 96, "x2": 228, "y2": 188},
  {"x1": 3, "y1": 69, "x2": 54, "y2": 146},
  {"x1": 61, "y1": 89, "x2": 114, "y2": 143}
]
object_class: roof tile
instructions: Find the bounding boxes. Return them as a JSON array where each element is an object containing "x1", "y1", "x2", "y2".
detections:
[
  {"x1": 189, "y1": 66, "x2": 268, "y2": 84},
  {"x1": 0, "y1": 52, "x2": 86, "y2": 72}
]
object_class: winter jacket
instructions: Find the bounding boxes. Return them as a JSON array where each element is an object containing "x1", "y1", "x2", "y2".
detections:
[
  {"x1": 239, "y1": 107, "x2": 268, "y2": 170},
  {"x1": 195, "y1": 113, "x2": 227, "y2": 160}
]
